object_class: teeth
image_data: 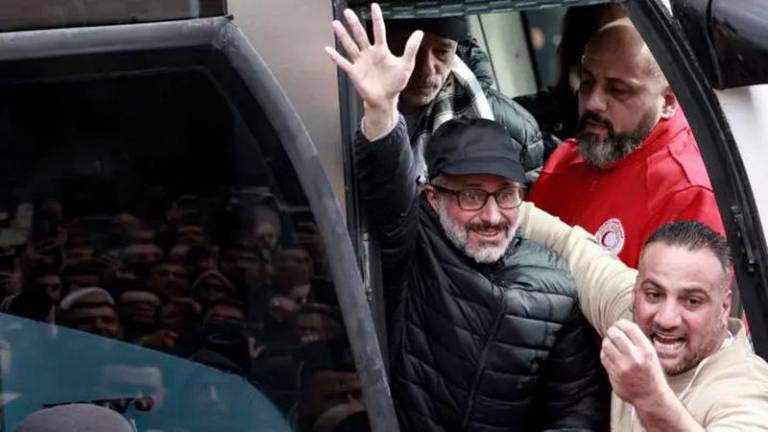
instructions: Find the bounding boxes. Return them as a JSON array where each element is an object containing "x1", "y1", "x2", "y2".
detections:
[
  {"x1": 301, "y1": 334, "x2": 320, "y2": 344},
  {"x1": 652, "y1": 335, "x2": 685, "y2": 356}
]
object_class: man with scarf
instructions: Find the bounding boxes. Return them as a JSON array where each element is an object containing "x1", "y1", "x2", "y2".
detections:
[{"x1": 380, "y1": 13, "x2": 544, "y2": 184}]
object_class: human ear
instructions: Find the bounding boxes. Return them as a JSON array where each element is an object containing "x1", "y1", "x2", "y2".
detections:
[
  {"x1": 660, "y1": 87, "x2": 677, "y2": 119},
  {"x1": 722, "y1": 287, "x2": 733, "y2": 322},
  {"x1": 424, "y1": 185, "x2": 439, "y2": 212}
]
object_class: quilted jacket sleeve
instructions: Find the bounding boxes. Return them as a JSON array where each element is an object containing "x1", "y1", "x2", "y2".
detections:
[
  {"x1": 355, "y1": 116, "x2": 421, "y2": 289},
  {"x1": 535, "y1": 302, "x2": 610, "y2": 431}
]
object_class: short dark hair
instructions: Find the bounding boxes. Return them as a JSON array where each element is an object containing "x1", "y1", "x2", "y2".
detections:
[{"x1": 643, "y1": 221, "x2": 731, "y2": 280}]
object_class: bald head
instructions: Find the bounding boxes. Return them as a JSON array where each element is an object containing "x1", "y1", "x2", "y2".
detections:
[
  {"x1": 584, "y1": 18, "x2": 666, "y2": 88},
  {"x1": 575, "y1": 18, "x2": 677, "y2": 167}
]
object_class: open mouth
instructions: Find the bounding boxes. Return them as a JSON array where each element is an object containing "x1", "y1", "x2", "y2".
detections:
[
  {"x1": 651, "y1": 333, "x2": 686, "y2": 356},
  {"x1": 301, "y1": 333, "x2": 321, "y2": 344},
  {"x1": 471, "y1": 228, "x2": 504, "y2": 239}
]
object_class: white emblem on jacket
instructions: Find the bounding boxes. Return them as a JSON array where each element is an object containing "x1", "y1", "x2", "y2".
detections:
[{"x1": 595, "y1": 218, "x2": 625, "y2": 256}]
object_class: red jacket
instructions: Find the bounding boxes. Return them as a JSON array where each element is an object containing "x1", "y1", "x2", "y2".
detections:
[{"x1": 528, "y1": 108, "x2": 724, "y2": 268}]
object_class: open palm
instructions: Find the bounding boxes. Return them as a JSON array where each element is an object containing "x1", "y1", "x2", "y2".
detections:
[{"x1": 325, "y1": 4, "x2": 423, "y2": 110}]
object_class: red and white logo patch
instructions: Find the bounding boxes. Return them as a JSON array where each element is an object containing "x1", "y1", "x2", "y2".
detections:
[{"x1": 595, "y1": 218, "x2": 625, "y2": 256}]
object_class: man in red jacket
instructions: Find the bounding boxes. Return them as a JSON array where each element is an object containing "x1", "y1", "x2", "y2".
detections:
[{"x1": 528, "y1": 18, "x2": 724, "y2": 267}]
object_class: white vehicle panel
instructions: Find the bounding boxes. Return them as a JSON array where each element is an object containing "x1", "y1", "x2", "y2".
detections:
[{"x1": 716, "y1": 84, "x2": 768, "y2": 237}]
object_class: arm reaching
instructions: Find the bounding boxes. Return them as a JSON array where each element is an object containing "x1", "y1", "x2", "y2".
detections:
[
  {"x1": 325, "y1": 3, "x2": 423, "y2": 139},
  {"x1": 517, "y1": 202, "x2": 636, "y2": 335}
]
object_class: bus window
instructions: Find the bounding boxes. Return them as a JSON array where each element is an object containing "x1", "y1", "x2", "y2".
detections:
[
  {"x1": 0, "y1": 60, "x2": 368, "y2": 431},
  {"x1": 0, "y1": 0, "x2": 226, "y2": 32}
]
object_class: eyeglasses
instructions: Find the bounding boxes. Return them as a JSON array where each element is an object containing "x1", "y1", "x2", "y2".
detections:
[{"x1": 431, "y1": 185, "x2": 523, "y2": 211}]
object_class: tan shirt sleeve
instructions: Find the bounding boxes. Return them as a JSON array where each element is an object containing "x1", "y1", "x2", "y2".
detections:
[{"x1": 517, "y1": 202, "x2": 636, "y2": 336}]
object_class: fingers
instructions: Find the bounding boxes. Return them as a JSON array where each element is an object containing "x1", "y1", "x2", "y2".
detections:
[
  {"x1": 614, "y1": 318, "x2": 655, "y2": 352},
  {"x1": 401, "y1": 30, "x2": 424, "y2": 66},
  {"x1": 606, "y1": 324, "x2": 637, "y2": 356},
  {"x1": 601, "y1": 336, "x2": 620, "y2": 365},
  {"x1": 324, "y1": 46, "x2": 354, "y2": 75},
  {"x1": 370, "y1": 3, "x2": 387, "y2": 46},
  {"x1": 343, "y1": 8, "x2": 371, "y2": 51},
  {"x1": 332, "y1": 20, "x2": 361, "y2": 60}
]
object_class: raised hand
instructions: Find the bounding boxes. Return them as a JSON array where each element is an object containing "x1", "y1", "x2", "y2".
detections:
[{"x1": 325, "y1": 3, "x2": 423, "y2": 138}]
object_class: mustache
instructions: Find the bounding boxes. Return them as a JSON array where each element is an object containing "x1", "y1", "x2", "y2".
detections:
[
  {"x1": 409, "y1": 75, "x2": 443, "y2": 88},
  {"x1": 577, "y1": 111, "x2": 614, "y2": 134},
  {"x1": 466, "y1": 222, "x2": 510, "y2": 233}
]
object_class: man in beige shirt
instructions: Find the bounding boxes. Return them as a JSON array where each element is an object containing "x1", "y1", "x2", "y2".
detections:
[{"x1": 517, "y1": 202, "x2": 768, "y2": 431}]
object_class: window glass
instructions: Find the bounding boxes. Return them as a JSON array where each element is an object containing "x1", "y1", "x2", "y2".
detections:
[
  {"x1": 0, "y1": 66, "x2": 368, "y2": 431},
  {"x1": 0, "y1": 0, "x2": 225, "y2": 32}
]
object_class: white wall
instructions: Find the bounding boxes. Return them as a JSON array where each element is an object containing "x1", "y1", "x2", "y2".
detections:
[
  {"x1": 228, "y1": 0, "x2": 346, "y2": 210},
  {"x1": 716, "y1": 84, "x2": 768, "y2": 236},
  {"x1": 469, "y1": 12, "x2": 537, "y2": 97}
]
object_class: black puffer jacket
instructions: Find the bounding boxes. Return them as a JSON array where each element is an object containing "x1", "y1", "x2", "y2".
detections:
[{"x1": 356, "y1": 118, "x2": 606, "y2": 431}]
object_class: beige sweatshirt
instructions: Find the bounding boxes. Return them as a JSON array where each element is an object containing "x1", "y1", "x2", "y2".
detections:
[{"x1": 517, "y1": 202, "x2": 768, "y2": 431}]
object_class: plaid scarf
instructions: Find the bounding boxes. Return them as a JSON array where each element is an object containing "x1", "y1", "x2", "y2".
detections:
[{"x1": 411, "y1": 57, "x2": 495, "y2": 182}]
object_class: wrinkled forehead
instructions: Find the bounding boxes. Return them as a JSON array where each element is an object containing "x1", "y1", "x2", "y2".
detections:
[{"x1": 637, "y1": 243, "x2": 728, "y2": 294}]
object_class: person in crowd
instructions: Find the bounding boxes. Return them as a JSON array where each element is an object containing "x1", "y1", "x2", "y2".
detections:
[
  {"x1": 14, "y1": 404, "x2": 134, "y2": 432},
  {"x1": 192, "y1": 269, "x2": 237, "y2": 307},
  {"x1": 62, "y1": 238, "x2": 96, "y2": 266},
  {"x1": 57, "y1": 287, "x2": 124, "y2": 340},
  {"x1": 116, "y1": 286, "x2": 161, "y2": 341},
  {"x1": 144, "y1": 296, "x2": 200, "y2": 356},
  {"x1": 296, "y1": 303, "x2": 342, "y2": 345},
  {"x1": 26, "y1": 199, "x2": 66, "y2": 260},
  {"x1": 219, "y1": 240, "x2": 270, "y2": 320},
  {"x1": 212, "y1": 202, "x2": 283, "y2": 263},
  {"x1": 528, "y1": 18, "x2": 724, "y2": 267},
  {"x1": 203, "y1": 298, "x2": 247, "y2": 324},
  {"x1": 369, "y1": 10, "x2": 544, "y2": 184},
  {"x1": 198, "y1": 298, "x2": 252, "y2": 373},
  {"x1": 60, "y1": 258, "x2": 107, "y2": 293},
  {"x1": 122, "y1": 243, "x2": 164, "y2": 274},
  {"x1": 147, "y1": 259, "x2": 189, "y2": 300},
  {"x1": 2, "y1": 261, "x2": 61, "y2": 322},
  {"x1": 295, "y1": 340, "x2": 368, "y2": 432},
  {"x1": 517, "y1": 203, "x2": 768, "y2": 430},
  {"x1": 175, "y1": 224, "x2": 208, "y2": 246},
  {"x1": 22, "y1": 262, "x2": 63, "y2": 304},
  {"x1": 185, "y1": 243, "x2": 217, "y2": 282},
  {"x1": 325, "y1": 5, "x2": 605, "y2": 430}
]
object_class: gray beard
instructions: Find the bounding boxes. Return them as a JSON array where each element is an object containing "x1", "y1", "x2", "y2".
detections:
[
  {"x1": 436, "y1": 199, "x2": 515, "y2": 264},
  {"x1": 577, "y1": 132, "x2": 643, "y2": 167},
  {"x1": 576, "y1": 112, "x2": 656, "y2": 167}
]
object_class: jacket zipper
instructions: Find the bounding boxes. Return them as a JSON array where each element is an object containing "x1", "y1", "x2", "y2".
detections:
[{"x1": 460, "y1": 275, "x2": 507, "y2": 430}]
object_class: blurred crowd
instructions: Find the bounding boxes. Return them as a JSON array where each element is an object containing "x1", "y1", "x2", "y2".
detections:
[{"x1": 0, "y1": 188, "x2": 367, "y2": 432}]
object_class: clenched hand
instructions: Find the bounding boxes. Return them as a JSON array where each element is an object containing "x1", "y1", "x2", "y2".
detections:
[{"x1": 601, "y1": 319, "x2": 668, "y2": 406}]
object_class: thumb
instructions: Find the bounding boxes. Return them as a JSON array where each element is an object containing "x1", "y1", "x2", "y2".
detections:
[{"x1": 401, "y1": 30, "x2": 424, "y2": 68}]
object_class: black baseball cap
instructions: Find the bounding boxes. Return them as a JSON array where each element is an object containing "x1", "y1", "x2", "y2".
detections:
[{"x1": 426, "y1": 118, "x2": 526, "y2": 183}]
